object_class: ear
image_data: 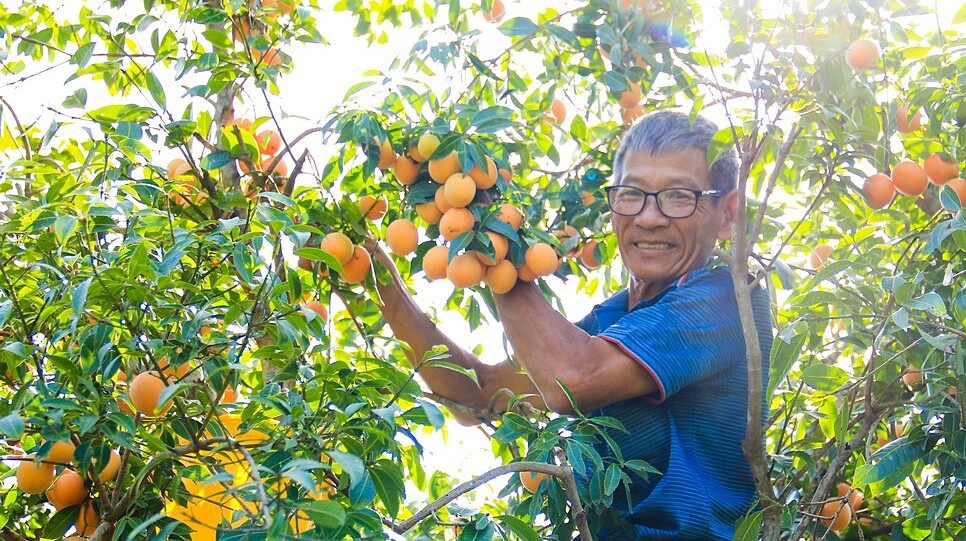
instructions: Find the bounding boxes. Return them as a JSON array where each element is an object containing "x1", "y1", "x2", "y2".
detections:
[{"x1": 715, "y1": 189, "x2": 739, "y2": 240}]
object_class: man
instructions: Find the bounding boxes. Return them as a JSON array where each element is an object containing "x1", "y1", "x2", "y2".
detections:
[{"x1": 369, "y1": 110, "x2": 773, "y2": 540}]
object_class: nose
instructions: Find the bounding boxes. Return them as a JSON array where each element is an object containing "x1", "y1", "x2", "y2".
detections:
[{"x1": 633, "y1": 193, "x2": 670, "y2": 226}]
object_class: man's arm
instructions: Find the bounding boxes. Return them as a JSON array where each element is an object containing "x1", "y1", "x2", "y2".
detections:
[
  {"x1": 368, "y1": 241, "x2": 544, "y2": 422},
  {"x1": 493, "y1": 281, "x2": 658, "y2": 414}
]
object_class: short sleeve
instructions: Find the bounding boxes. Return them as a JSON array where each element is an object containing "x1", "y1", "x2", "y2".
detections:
[{"x1": 597, "y1": 268, "x2": 746, "y2": 402}]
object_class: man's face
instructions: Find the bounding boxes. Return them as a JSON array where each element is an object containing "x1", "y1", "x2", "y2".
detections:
[{"x1": 611, "y1": 148, "x2": 737, "y2": 303}]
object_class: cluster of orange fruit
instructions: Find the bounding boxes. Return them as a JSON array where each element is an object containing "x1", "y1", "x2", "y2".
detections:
[
  {"x1": 15, "y1": 439, "x2": 117, "y2": 537},
  {"x1": 862, "y1": 153, "x2": 963, "y2": 210},
  {"x1": 233, "y1": 120, "x2": 290, "y2": 194},
  {"x1": 327, "y1": 131, "x2": 604, "y2": 294},
  {"x1": 818, "y1": 482, "x2": 866, "y2": 533}
]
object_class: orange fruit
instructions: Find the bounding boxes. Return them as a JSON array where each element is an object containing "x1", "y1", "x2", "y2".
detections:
[
  {"x1": 580, "y1": 240, "x2": 602, "y2": 269},
  {"x1": 516, "y1": 261, "x2": 538, "y2": 282},
  {"x1": 446, "y1": 253, "x2": 485, "y2": 288},
  {"x1": 942, "y1": 178, "x2": 966, "y2": 210},
  {"x1": 376, "y1": 138, "x2": 396, "y2": 170},
  {"x1": 340, "y1": 245, "x2": 372, "y2": 284},
  {"x1": 262, "y1": 0, "x2": 294, "y2": 15},
  {"x1": 862, "y1": 172, "x2": 895, "y2": 209},
  {"x1": 386, "y1": 218, "x2": 419, "y2": 256},
  {"x1": 117, "y1": 394, "x2": 136, "y2": 416},
  {"x1": 263, "y1": 155, "x2": 288, "y2": 177},
  {"x1": 525, "y1": 243, "x2": 558, "y2": 277},
  {"x1": 393, "y1": 155, "x2": 421, "y2": 185},
  {"x1": 553, "y1": 225, "x2": 581, "y2": 257},
  {"x1": 439, "y1": 208, "x2": 477, "y2": 241},
  {"x1": 255, "y1": 130, "x2": 282, "y2": 155},
  {"x1": 617, "y1": 81, "x2": 643, "y2": 109},
  {"x1": 496, "y1": 204, "x2": 524, "y2": 231},
  {"x1": 320, "y1": 232, "x2": 354, "y2": 266},
  {"x1": 891, "y1": 160, "x2": 928, "y2": 196},
  {"x1": 415, "y1": 201, "x2": 444, "y2": 224},
  {"x1": 130, "y1": 371, "x2": 170, "y2": 416},
  {"x1": 428, "y1": 150, "x2": 461, "y2": 183},
  {"x1": 520, "y1": 471, "x2": 551, "y2": 493},
  {"x1": 845, "y1": 38, "x2": 881, "y2": 70},
  {"x1": 417, "y1": 132, "x2": 441, "y2": 160},
  {"x1": 16, "y1": 457, "x2": 55, "y2": 494},
  {"x1": 808, "y1": 244, "x2": 833, "y2": 270},
  {"x1": 622, "y1": 104, "x2": 647, "y2": 125},
  {"x1": 76, "y1": 499, "x2": 99, "y2": 536},
  {"x1": 47, "y1": 440, "x2": 76, "y2": 464},
  {"x1": 819, "y1": 501, "x2": 852, "y2": 532},
  {"x1": 254, "y1": 47, "x2": 282, "y2": 67},
  {"x1": 221, "y1": 386, "x2": 239, "y2": 403},
  {"x1": 231, "y1": 16, "x2": 254, "y2": 43},
  {"x1": 896, "y1": 104, "x2": 922, "y2": 133},
  {"x1": 474, "y1": 231, "x2": 508, "y2": 265},
  {"x1": 303, "y1": 300, "x2": 328, "y2": 320},
  {"x1": 167, "y1": 158, "x2": 192, "y2": 180},
  {"x1": 902, "y1": 367, "x2": 922, "y2": 387},
  {"x1": 47, "y1": 471, "x2": 87, "y2": 509},
  {"x1": 498, "y1": 167, "x2": 512, "y2": 184},
  {"x1": 422, "y1": 245, "x2": 451, "y2": 280},
  {"x1": 484, "y1": 259, "x2": 517, "y2": 294},
  {"x1": 228, "y1": 117, "x2": 253, "y2": 133},
  {"x1": 434, "y1": 185, "x2": 453, "y2": 213},
  {"x1": 158, "y1": 357, "x2": 190, "y2": 380},
  {"x1": 468, "y1": 156, "x2": 498, "y2": 189},
  {"x1": 581, "y1": 190, "x2": 595, "y2": 206},
  {"x1": 923, "y1": 153, "x2": 959, "y2": 185},
  {"x1": 549, "y1": 99, "x2": 567, "y2": 124},
  {"x1": 483, "y1": 0, "x2": 505, "y2": 23},
  {"x1": 836, "y1": 482, "x2": 864, "y2": 510},
  {"x1": 444, "y1": 173, "x2": 478, "y2": 208},
  {"x1": 358, "y1": 194, "x2": 388, "y2": 220}
]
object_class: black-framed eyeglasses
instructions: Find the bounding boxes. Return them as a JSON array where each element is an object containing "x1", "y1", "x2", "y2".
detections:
[{"x1": 604, "y1": 186, "x2": 723, "y2": 218}]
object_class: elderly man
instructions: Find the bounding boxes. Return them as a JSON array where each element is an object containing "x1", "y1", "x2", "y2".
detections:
[{"x1": 370, "y1": 110, "x2": 773, "y2": 540}]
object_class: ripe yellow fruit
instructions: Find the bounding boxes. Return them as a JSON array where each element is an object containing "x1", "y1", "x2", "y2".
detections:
[
  {"x1": 622, "y1": 104, "x2": 647, "y2": 125},
  {"x1": 902, "y1": 367, "x2": 922, "y2": 387},
  {"x1": 256, "y1": 130, "x2": 282, "y2": 156},
  {"x1": 320, "y1": 232, "x2": 354, "y2": 266},
  {"x1": 167, "y1": 158, "x2": 192, "y2": 180},
  {"x1": 468, "y1": 156, "x2": 498, "y2": 189},
  {"x1": 548, "y1": 99, "x2": 567, "y2": 124},
  {"x1": 386, "y1": 218, "x2": 419, "y2": 256},
  {"x1": 862, "y1": 173, "x2": 895, "y2": 210},
  {"x1": 415, "y1": 201, "x2": 444, "y2": 225},
  {"x1": 443, "y1": 173, "x2": 478, "y2": 208},
  {"x1": 376, "y1": 138, "x2": 396, "y2": 170},
  {"x1": 358, "y1": 194, "x2": 388, "y2": 220},
  {"x1": 580, "y1": 240, "x2": 602, "y2": 269},
  {"x1": 417, "y1": 132, "x2": 441, "y2": 161},
  {"x1": 496, "y1": 204, "x2": 524, "y2": 231},
  {"x1": 429, "y1": 151, "x2": 461, "y2": 183},
  {"x1": 434, "y1": 185, "x2": 453, "y2": 214},
  {"x1": 845, "y1": 38, "x2": 881, "y2": 70},
  {"x1": 47, "y1": 440, "x2": 76, "y2": 464},
  {"x1": 483, "y1": 0, "x2": 505, "y2": 23},
  {"x1": 340, "y1": 245, "x2": 372, "y2": 284},
  {"x1": 808, "y1": 244, "x2": 833, "y2": 270},
  {"x1": 891, "y1": 160, "x2": 928, "y2": 196},
  {"x1": 520, "y1": 471, "x2": 551, "y2": 493},
  {"x1": 303, "y1": 300, "x2": 328, "y2": 320},
  {"x1": 525, "y1": 243, "x2": 559, "y2": 277},
  {"x1": 447, "y1": 253, "x2": 485, "y2": 288},
  {"x1": 896, "y1": 104, "x2": 922, "y2": 133},
  {"x1": 484, "y1": 259, "x2": 518, "y2": 294},
  {"x1": 422, "y1": 245, "x2": 451, "y2": 280},
  {"x1": 942, "y1": 178, "x2": 966, "y2": 210},
  {"x1": 836, "y1": 482, "x2": 865, "y2": 510},
  {"x1": 617, "y1": 81, "x2": 643, "y2": 109},
  {"x1": 16, "y1": 457, "x2": 55, "y2": 494},
  {"x1": 474, "y1": 231, "x2": 509, "y2": 266},
  {"x1": 818, "y1": 501, "x2": 852, "y2": 532},
  {"x1": 46, "y1": 471, "x2": 88, "y2": 509},
  {"x1": 130, "y1": 371, "x2": 170, "y2": 416},
  {"x1": 516, "y1": 261, "x2": 538, "y2": 282},
  {"x1": 923, "y1": 153, "x2": 959, "y2": 185},
  {"x1": 76, "y1": 499, "x2": 99, "y2": 536},
  {"x1": 393, "y1": 155, "x2": 421, "y2": 185},
  {"x1": 439, "y1": 208, "x2": 477, "y2": 241}
]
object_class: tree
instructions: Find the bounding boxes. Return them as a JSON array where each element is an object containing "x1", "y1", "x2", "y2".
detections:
[{"x1": 0, "y1": 0, "x2": 964, "y2": 540}]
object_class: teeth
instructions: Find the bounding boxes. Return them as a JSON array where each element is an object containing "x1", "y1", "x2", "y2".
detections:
[{"x1": 634, "y1": 242, "x2": 673, "y2": 250}]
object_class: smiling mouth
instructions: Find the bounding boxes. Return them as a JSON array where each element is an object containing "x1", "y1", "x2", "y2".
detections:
[{"x1": 633, "y1": 242, "x2": 675, "y2": 250}]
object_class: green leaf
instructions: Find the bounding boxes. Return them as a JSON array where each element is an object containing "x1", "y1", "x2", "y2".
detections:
[
  {"x1": 326, "y1": 450, "x2": 365, "y2": 489},
  {"x1": 954, "y1": 2, "x2": 966, "y2": 24},
  {"x1": 146, "y1": 70, "x2": 166, "y2": 108},
  {"x1": 43, "y1": 505, "x2": 78, "y2": 539},
  {"x1": 0, "y1": 413, "x2": 24, "y2": 438},
  {"x1": 302, "y1": 500, "x2": 346, "y2": 529},
  {"x1": 801, "y1": 364, "x2": 849, "y2": 392},
  {"x1": 70, "y1": 43, "x2": 95, "y2": 67},
  {"x1": 733, "y1": 510, "x2": 764, "y2": 541},
  {"x1": 53, "y1": 215, "x2": 77, "y2": 245},
  {"x1": 201, "y1": 150, "x2": 233, "y2": 170},
  {"x1": 420, "y1": 361, "x2": 478, "y2": 385},
  {"x1": 498, "y1": 17, "x2": 537, "y2": 37},
  {"x1": 71, "y1": 277, "x2": 92, "y2": 321},
  {"x1": 903, "y1": 291, "x2": 946, "y2": 316},
  {"x1": 495, "y1": 514, "x2": 541, "y2": 541},
  {"x1": 469, "y1": 106, "x2": 514, "y2": 134}
]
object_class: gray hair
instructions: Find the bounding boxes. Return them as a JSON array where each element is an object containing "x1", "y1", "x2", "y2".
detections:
[{"x1": 613, "y1": 110, "x2": 738, "y2": 192}]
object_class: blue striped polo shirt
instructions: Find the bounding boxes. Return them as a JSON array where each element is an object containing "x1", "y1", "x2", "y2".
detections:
[{"x1": 574, "y1": 263, "x2": 773, "y2": 540}]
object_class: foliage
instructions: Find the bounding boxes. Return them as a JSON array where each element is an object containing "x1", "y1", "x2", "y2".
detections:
[{"x1": 0, "y1": 0, "x2": 964, "y2": 540}]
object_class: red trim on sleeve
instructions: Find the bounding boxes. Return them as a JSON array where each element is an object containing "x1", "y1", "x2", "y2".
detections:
[{"x1": 598, "y1": 335, "x2": 667, "y2": 404}]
